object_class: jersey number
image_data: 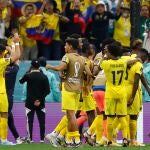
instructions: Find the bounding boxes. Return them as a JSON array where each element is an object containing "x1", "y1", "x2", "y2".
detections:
[
  {"x1": 74, "y1": 62, "x2": 80, "y2": 77},
  {"x1": 112, "y1": 70, "x2": 124, "y2": 85}
]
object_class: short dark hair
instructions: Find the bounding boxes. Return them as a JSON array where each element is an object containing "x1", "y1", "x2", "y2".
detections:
[
  {"x1": 38, "y1": 57, "x2": 47, "y2": 67},
  {"x1": 102, "y1": 38, "x2": 116, "y2": 49},
  {"x1": 82, "y1": 41, "x2": 90, "y2": 54},
  {"x1": 69, "y1": 34, "x2": 81, "y2": 39},
  {"x1": 139, "y1": 48, "x2": 149, "y2": 56},
  {"x1": 122, "y1": 46, "x2": 131, "y2": 53},
  {"x1": 107, "y1": 41, "x2": 122, "y2": 57},
  {"x1": 31, "y1": 59, "x2": 40, "y2": 68},
  {"x1": 130, "y1": 38, "x2": 142, "y2": 49},
  {"x1": 65, "y1": 38, "x2": 79, "y2": 50},
  {"x1": 47, "y1": 0, "x2": 57, "y2": 12},
  {"x1": 0, "y1": 44, "x2": 6, "y2": 54}
]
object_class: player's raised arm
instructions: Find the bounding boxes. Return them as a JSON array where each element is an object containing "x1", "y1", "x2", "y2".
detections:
[{"x1": 8, "y1": 33, "x2": 20, "y2": 63}]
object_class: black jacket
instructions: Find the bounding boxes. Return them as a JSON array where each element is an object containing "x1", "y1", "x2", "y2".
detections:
[{"x1": 19, "y1": 70, "x2": 50, "y2": 109}]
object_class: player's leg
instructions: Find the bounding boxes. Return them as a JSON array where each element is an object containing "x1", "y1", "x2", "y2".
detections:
[
  {"x1": 0, "y1": 94, "x2": 15, "y2": 145},
  {"x1": 62, "y1": 89, "x2": 81, "y2": 147},
  {"x1": 116, "y1": 97, "x2": 128, "y2": 147}
]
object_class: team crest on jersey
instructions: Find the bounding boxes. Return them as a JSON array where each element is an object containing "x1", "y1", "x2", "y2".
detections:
[{"x1": 62, "y1": 56, "x2": 67, "y2": 62}]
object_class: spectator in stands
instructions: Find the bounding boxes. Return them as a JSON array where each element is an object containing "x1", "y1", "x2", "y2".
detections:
[
  {"x1": 107, "y1": 0, "x2": 118, "y2": 37},
  {"x1": 65, "y1": 0, "x2": 86, "y2": 36},
  {"x1": 19, "y1": 59, "x2": 50, "y2": 143},
  {"x1": 38, "y1": 56, "x2": 61, "y2": 102},
  {"x1": 0, "y1": 3, "x2": 11, "y2": 46},
  {"x1": 5, "y1": 30, "x2": 25, "y2": 144},
  {"x1": 0, "y1": 33, "x2": 20, "y2": 145},
  {"x1": 113, "y1": 0, "x2": 131, "y2": 47},
  {"x1": 38, "y1": 0, "x2": 69, "y2": 60},
  {"x1": 140, "y1": 5, "x2": 150, "y2": 41},
  {"x1": 19, "y1": 3, "x2": 38, "y2": 60},
  {"x1": 143, "y1": 28, "x2": 150, "y2": 53},
  {"x1": 87, "y1": 1, "x2": 119, "y2": 52}
]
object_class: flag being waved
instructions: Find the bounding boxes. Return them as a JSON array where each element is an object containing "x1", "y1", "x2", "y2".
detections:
[{"x1": 26, "y1": 13, "x2": 59, "y2": 44}]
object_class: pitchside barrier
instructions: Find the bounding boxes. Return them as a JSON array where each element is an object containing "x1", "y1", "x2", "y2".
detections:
[{"x1": 9, "y1": 61, "x2": 150, "y2": 144}]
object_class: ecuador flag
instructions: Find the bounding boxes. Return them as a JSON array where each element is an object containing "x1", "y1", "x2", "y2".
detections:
[{"x1": 26, "y1": 13, "x2": 59, "y2": 44}]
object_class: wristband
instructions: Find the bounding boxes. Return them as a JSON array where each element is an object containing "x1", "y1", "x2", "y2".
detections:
[
  {"x1": 15, "y1": 43, "x2": 19, "y2": 46},
  {"x1": 12, "y1": 45, "x2": 15, "y2": 48}
]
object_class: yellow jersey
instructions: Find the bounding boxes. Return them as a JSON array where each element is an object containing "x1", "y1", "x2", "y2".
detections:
[
  {"x1": 101, "y1": 58, "x2": 127, "y2": 86},
  {"x1": 100, "y1": 58, "x2": 127, "y2": 99},
  {"x1": 0, "y1": 58, "x2": 10, "y2": 93},
  {"x1": 113, "y1": 16, "x2": 131, "y2": 47}
]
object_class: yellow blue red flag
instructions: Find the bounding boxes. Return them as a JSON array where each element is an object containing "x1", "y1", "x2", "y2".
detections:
[{"x1": 26, "y1": 14, "x2": 59, "y2": 44}]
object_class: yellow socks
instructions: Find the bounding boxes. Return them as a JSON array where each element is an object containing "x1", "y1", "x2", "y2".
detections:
[
  {"x1": 107, "y1": 117, "x2": 115, "y2": 142},
  {"x1": 0, "y1": 117, "x2": 8, "y2": 140},
  {"x1": 129, "y1": 119, "x2": 137, "y2": 141},
  {"x1": 59, "y1": 126, "x2": 67, "y2": 137},
  {"x1": 95, "y1": 115, "x2": 103, "y2": 142},
  {"x1": 87, "y1": 116, "x2": 98, "y2": 135},
  {"x1": 112, "y1": 118, "x2": 120, "y2": 142},
  {"x1": 126, "y1": 115, "x2": 130, "y2": 140},
  {"x1": 119, "y1": 116, "x2": 127, "y2": 139},
  {"x1": 66, "y1": 131, "x2": 80, "y2": 144},
  {"x1": 55, "y1": 115, "x2": 68, "y2": 133}
]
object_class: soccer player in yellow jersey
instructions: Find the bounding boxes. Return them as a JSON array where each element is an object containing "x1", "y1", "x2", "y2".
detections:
[
  {"x1": 79, "y1": 41, "x2": 96, "y2": 126},
  {"x1": 46, "y1": 38, "x2": 92, "y2": 147},
  {"x1": 0, "y1": 33, "x2": 20, "y2": 145},
  {"x1": 130, "y1": 39, "x2": 150, "y2": 95},
  {"x1": 99, "y1": 42, "x2": 140, "y2": 147},
  {"x1": 126, "y1": 49, "x2": 148, "y2": 146}
]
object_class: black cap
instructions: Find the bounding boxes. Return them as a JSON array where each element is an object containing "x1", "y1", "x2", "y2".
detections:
[
  {"x1": 31, "y1": 59, "x2": 40, "y2": 68},
  {"x1": 38, "y1": 56, "x2": 47, "y2": 67}
]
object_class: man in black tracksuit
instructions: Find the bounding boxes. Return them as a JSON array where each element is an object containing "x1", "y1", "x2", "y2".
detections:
[{"x1": 19, "y1": 59, "x2": 50, "y2": 143}]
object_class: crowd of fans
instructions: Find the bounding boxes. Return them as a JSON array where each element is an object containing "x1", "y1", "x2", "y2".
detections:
[{"x1": 0, "y1": 0, "x2": 150, "y2": 60}]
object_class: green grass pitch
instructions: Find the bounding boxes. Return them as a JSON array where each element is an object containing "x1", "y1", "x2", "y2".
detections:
[{"x1": 0, "y1": 144, "x2": 150, "y2": 150}]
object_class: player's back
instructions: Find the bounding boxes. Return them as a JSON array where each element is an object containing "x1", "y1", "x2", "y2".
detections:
[
  {"x1": 101, "y1": 58, "x2": 127, "y2": 99},
  {"x1": 63, "y1": 53, "x2": 85, "y2": 93}
]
